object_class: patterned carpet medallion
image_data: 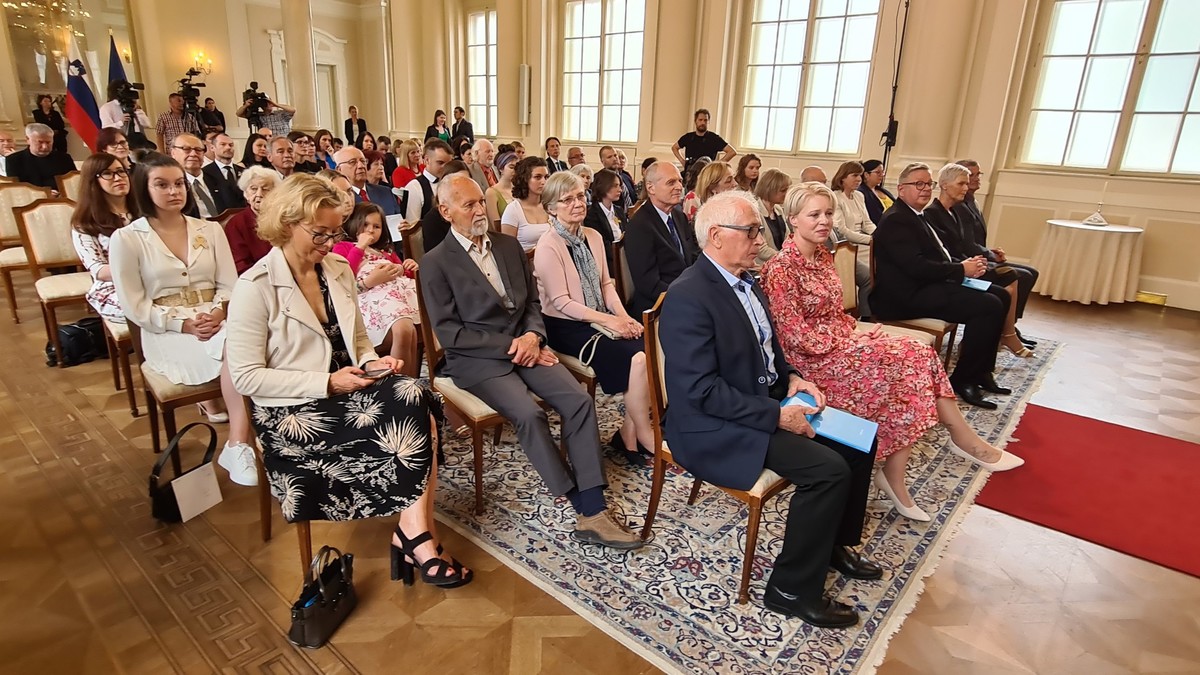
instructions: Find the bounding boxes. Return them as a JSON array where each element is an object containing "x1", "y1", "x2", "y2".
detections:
[{"x1": 434, "y1": 340, "x2": 1061, "y2": 675}]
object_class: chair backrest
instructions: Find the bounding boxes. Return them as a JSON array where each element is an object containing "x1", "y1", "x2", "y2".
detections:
[
  {"x1": 412, "y1": 270, "x2": 445, "y2": 375},
  {"x1": 210, "y1": 207, "x2": 245, "y2": 228},
  {"x1": 833, "y1": 241, "x2": 858, "y2": 315},
  {"x1": 641, "y1": 292, "x2": 668, "y2": 429},
  {"x1": 613, "y1": 239, "x2": 634, "y2": 306},
  {"x1": 0, "y1": 182, "x2": 51, "y2": 244},
  {"x1": 56, "y1": 171, "x2": 82, "y2": 202},
  {"x1": 400, "y1": 221, "x2": 425, "y2": 264},
  {"x1": 15, "y1": 199, "x2": 80, "y2": 273}
]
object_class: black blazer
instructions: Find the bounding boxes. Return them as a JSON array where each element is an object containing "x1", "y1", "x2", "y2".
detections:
[
  {"x1": 623, "y1": 202, "x2": 699, "y2": 316},
  {"x1": 451, "y1": 119, "x2": 475, "y2": 145},
  {"x1": 582, "y1": 201, "x2": 626, "y2": 270},
  {"x1": 953, "y1": 198, "x2": 998, "y2": 262},
  {"x1": 869, "y1": 202, "x2": 966, "y2": 319},
  {"x1": 660, "y1": 254, "x2": 798, "y2": 491},
  {"x1": 419, "y1": 231, "x2": 546, "y2": 389},
  {"x1": 202, "y1": 161, "x2": 246, "y2": 213},
  {"x1": 424, "y1": 125, "x2": 449, "y2": 141},
  {"x1": 344, "y1": 118, "x2": 366, "y2": 144},
  {"x1": 857, "y1": 183, "x2": 895, "y2": 225},
  {"x1": 923, "y1": 198, "x2": 975, "y2": 261},
  {"x1": 546, "y1": 157, "x2": 568, "y2": 174}
]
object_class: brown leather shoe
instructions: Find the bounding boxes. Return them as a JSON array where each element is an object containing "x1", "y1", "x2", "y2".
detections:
[{"x1": 572, "y1": 511, "x2": 645, "y2": 550}]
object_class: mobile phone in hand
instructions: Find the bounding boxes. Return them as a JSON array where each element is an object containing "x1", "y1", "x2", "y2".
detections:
[{"x1": 362, "y1": 367, "x2": 392, "y2": 379}]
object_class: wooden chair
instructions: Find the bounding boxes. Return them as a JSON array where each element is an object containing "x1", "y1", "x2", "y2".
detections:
[
  {"x1": 127, "y1": 323, "x2": 224, "y2": 456},
  {"x1": 0, "y1": 182, "x2": 51, "y2": 322},
  {"x1": 869, "y1": 240, "x2": 959, "y2": 367},
  {"x1": 237, "y1": 399, "x2": 308, "y2": 581},
  {"x1": 55, "y1": 171, "x2": 81, "y2": 202},
  {"x1": 209, "y1": 207, "x2": 245, "y2": 229},
  {"x1": 15, "y1": 199, "x2": 93, "y2": 364},
  {"x1": 640, "y1": 293, "x2": 792, "y2": 605},
  {"x1": 400, "y1": 221, "x2": 424, "y2": 263},
  {"x1": 834, "y1": 241, "x2": 935, "y2": 346},
  {"x1": 102, "y1": 318, "x2": 140, "y2": 416},
  {"x1": 612, "y1": 239, "x2": 635, "y2": 308}
]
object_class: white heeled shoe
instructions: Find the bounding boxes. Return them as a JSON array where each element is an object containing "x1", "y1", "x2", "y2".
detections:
[
  {"x1": 197, "y1": 402, "x2": 229, "y2": 424},
  {"x1": 872, "y1": 471, "x2": 931, "y2": 522},
  {"x1": 947, "y1": 440, "x2": 1024, "y2": 471}
]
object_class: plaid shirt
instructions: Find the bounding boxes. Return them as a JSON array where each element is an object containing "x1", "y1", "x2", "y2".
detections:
[
  {"x1": 258, "y1": 109, "x2": 295, "y2": 136},
  {"x1": 155, "y1": 111, "x2": 201, "y2": 147}
]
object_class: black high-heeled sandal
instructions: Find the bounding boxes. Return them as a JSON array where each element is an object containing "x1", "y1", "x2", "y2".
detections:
[{"x1": 390, "y1": 527, "x2": 473, "y2": 588}]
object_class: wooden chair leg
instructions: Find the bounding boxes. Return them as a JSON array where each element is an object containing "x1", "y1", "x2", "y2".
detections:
[
  {"x1": 740, "y1": 501, "x2": 764, "y2": 605},
  {"x1": 492, "y1": 425, "x2": 503, "y2": 445},
  {"x1": 297, "y1": 521, "x2": 313, "y2": 583},
  {"x1": 687, "y1": 477, "x2": 703, "y2": 505},
  {"x1": 108, "y1": 335, "x2": 121, "y2": 390},
  {"x1": 254, "y1": 444, "x2": 271, "y2": 542},
  {"x1": 146, "y1": 394, "x2": 161, "y2": 454},
  {"x1": 472, "y1": 427, "x2": 485, "y2": 514},
  {"x1": 46, "y1": 305, "x2": 66, "y2": 369},
  {"x1": 163, "y1": 408, "x2": 182, "y2": 476},
  {"x1": 2, "y1": 268, "x2": 17, "y2": 324},
  {"x1": 640, "y1": 451, "x2": 668, "y2": 541},
  {"x1": 119, "y1": 349, "x2": 138, "y2": 416}
]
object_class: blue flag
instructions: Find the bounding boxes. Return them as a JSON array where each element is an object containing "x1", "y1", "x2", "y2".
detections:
[{"x1": 108, "y1": 34, "x2": 127, "y2": 83}]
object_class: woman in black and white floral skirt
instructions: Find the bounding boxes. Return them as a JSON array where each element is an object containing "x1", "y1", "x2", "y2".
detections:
[{"x1": 226, "y1": 173, "x2": 471, "y2": 588}]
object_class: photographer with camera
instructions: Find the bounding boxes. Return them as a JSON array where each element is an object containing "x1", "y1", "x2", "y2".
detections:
[
  {"x1": 235, "y1": 83, "x2": 296, "y2": 137},
  {"x1": 155, "y1": 92, "x2": 203, "y2": 152},
  {"x1": 100, "y1": 79, "x2": 154, "y2": 150}
]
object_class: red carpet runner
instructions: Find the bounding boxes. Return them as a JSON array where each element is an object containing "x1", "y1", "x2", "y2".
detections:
[{"x1": 976, "y1": 404, "x2": 1199, "y2": 577}]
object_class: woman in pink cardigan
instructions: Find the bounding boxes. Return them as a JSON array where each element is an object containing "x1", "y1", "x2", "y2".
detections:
[{"x1": 533, "y1": 172, "x2": 655, "y2": 464}]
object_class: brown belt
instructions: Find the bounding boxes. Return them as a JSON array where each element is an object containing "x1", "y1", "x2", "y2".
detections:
[{"x1": 152, "y1": 288, "x2": 216, "y2": 308}]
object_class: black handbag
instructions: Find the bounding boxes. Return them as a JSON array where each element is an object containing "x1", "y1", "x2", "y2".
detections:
[
  {"x1": 289, "y1": 546, "x2": 358, "y2": 649},
  {"x1": 46, "y1": 316, "x2": 108, "y2": 367},
  {"x1": 148, "y1": 422, "x2": 218, "y2": 523}
]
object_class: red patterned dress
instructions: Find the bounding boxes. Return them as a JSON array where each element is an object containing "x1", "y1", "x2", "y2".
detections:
[{"x1": 760, "y1": 240, "x2": 955, "y2": 457}]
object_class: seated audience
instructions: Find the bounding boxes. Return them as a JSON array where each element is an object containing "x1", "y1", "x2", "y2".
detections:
[
  {"x1": 365, "y1": 150, "x2": 388, "y2": 187},
  {"x1": 484, "y1": 151, "x2": 518, "y2": 228},
  {"x1": 634, "y1": 156, "x2": 656, "y2": 202},
  {"x1": 314, "y1": 129, "x2": 337, "y2": 170},
  {"x1": 858, "y1": 159, "x2": 894, "y2": 225},
  {"x1": 7, "y1": 123, "x2": 74, "y2": 192},
  {"x1": 569, "y1": 163, "x2": 594, "y2": 204},
  {"x1": 0, "y1": 130, "x2": 12, "y2": 176},
  {"x1": 355, "y1": 130, "x2": 377, "y2": 153},
  {"x1": 753, "y1": 168, "x2": 791, "y2": 265},
  {"x1": 870, "y1": 162, "x2": 1011, "y2": 410},
  {"x1": 623, "y1": 161, "x2": 698, "y2": 315},
  {"x1": 96, "y1": 128, "x2": 134, "y2": 170},
  {"x1": 583, "y1": 168, "x2": 627, "y2": 270},
  {"x1": 379, "y1": 136, "x2": 397, "y2": 179},
  {"x1": 545, "y1": 136, "x2": 567, "y2": 173},
  {"x1": 71, "y1": 153, "x2": 136, "y2": 323},
  {"x1": 337, "y1": 147, "x2": 401, "y2": 220},
  {"x1": 418, "y1": 160, "x2": 471, "y2": 251},
  {"x1": 660, "y1": 190, "x2": 878, "y2": 628},
  {"x1": 761, "y1": 182, "x2": 1024, "y2": 521},
  {"x1": 288, "y1": 132, "x2": 323, "y2": 174},
  {"x1": 735, "y1": 153, "x2": 761, "y2": 191},
  {"x1": 224, "y1": 166, "x2": 280, "y2": 274},
  {"x1": 402, "y1": 139, "x2": 454, "y2": 224},
  {"x1": 688, "y1": 160, "x2": 738, "y2": 222},
  {"x1": 109, "y1": 153, "x2": 257, "y2": 485},
  {"x1": 202, "y1": 133, "x2": 246, "y2": 212},
  {"x1": 391, "y1": 138, "x2": 423, "y2": 189},
  {"x1": 924, "y1": 163, "x2": 1031, "y2": 358},
  {"x1": 955, "y1": 158, "x2": 1039, "y2": 347},
  {"x1": 332, "y1": 203, "x2": 421, "y2": 377},
  {"x1": 344, "y1": 106, "x2": 367, "y2": 146},
  {"x1": 831, "y1": 161, "x2": 875, "y2": 316},
  {"x1": 267, "y1": 137, "x2": 296, "y2": 179},
  {"x1": 511, "y1": 141, "x2": 527, "y2": 160},
  {"x1": 501, "y1": 156, "x2": 551, "y2": 250},
  {"x1": 567, "y1": 146, "x2": 585, "y2": 167},
  {"x1": 226, "y1": 174, "x2": 470, "y2": 588},
  {"x1": 424, "y1": 110, "x2": 450, "y2": 143},
  {"x1": 331, "y1": 137, "x2": 345, "y2": 152},
  {"x1": 170, "y1": 133, "x2": 220, "y2": 220},
  {"x1": 422, "y1": 174, "x2": 643, "y2": 549},
  {"x1": 679, "y1": 156, "x2": 712, "y2": 220},
  {"x1": 535, "y1": 172, "x2": 652, "y2": 462},
  {"x1": 239, "y1": 133, "x2": 270, "y2": 170},
  {"x1": 615, "y1": 149, "x2": 637, "y2": 202}
]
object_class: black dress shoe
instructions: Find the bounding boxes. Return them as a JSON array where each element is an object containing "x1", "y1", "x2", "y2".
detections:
[
  {"x1": 979, "y1": 375, "x2": 1012, "y2": 396},
  {"x1": 953, "y1": 384, "x2": 997, "y2": 410},
  {"x1": 763, "y1": 586, "x2": 859, "y2": 628},
  {"x1": 1015, "y1": 328, "x2": 1037, "y2": 348},
  {"x1": 608, "y1": 432, "x2": 649, "y2": 466},
  {"x1": 829, "y1": 546, "x2": 883, "y2": 580}
]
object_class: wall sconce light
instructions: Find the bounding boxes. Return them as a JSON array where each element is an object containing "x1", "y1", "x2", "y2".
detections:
[
  {"x1": 122, "y1": 48, "x2": 131, "y2": 64},
  {"x1": 193, "y1": 51, "x2": 213, "y2": 75}
]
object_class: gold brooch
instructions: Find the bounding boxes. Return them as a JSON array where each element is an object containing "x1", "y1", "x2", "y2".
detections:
[{"x1": 192, "y1": 234, "x2": 209, "y2": 250}]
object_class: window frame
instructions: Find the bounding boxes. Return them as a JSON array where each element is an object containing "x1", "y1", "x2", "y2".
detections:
[
  {"x1": 559, "y1": 0, "x2": 647, "y2": 144},
  {"x1": 465, "y1": 8, "x2": 499, "y2": 138},
  {"x1": 1012, "y1": 0, "x2": 1200, "y2": 178}
]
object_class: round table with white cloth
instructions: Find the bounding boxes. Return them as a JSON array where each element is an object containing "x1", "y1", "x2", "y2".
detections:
[{"x1": 1030, "y1": 219, "x2": 1144, "y2": 305}]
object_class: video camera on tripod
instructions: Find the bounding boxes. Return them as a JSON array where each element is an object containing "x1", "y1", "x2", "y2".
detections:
[
  {"x1": 111, "y1": 78, "x2": 156, "y2": 150},
  {"x1": 176, "y1": 69, "x2": 206, "y2": 120},
  {"x1": 242, "y1": 81, "x2": 272, "y2": 131}
]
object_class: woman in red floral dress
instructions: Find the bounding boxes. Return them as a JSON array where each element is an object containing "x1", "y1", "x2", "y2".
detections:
[{"x1": 761, "y1": 182, "x2": 1023, "y2": 521}]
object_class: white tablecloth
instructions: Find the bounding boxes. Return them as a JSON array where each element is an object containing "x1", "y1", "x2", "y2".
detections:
[{"x1": 1030, "y1": 219, "x2": 1144, "y2": 305}]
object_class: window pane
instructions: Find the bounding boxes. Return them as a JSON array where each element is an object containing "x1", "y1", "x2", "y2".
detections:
[
  {"x1": 1190, "y1": 78, "x2": 1200, "y2": 112},
  {"x1": 565, "y1": 39, "x2": 582, "y2": 72},
  {"x1": 742, "y1": 107, "x2": 769, "y2": 148},
  {"x1": 601, "y1": 105, "x2": 620, "y2": 140},
  {"x1": 626, "y1": 0, "x2": 646, "y2": 31},
  {"x1": 841, "y1": 15, "x2": 876, "y2": 60},
  {"x1": 605, "y1": 35, "x2": 624, "y2": 69},
  {"x1": 566, "y1": 1, "x2": 584, "y2": 36},
  {"x1": 835, "y1": 62, "x2": 870, "y2": 106},
  {"x1": 766, "y1": 108, "x2": 797, "y2": 151},
  {"x1": 1034, "y1": 57, "x2": 1085, "y2": 109},
  {"x1": 469, "y1": 13, "x2": 486, "y2": 44},
  {"x1": 489, "y1": 107, "x2": 497, "y2": 136},
  {"x1": 818, "y1": 0, "x2": 847, "y2": 17},
  {"x1": 1122, "y1": 113, "x2": 1180, "y2": 171},
  {"x1": 607, "y1": 0, "x2": 626, "y2": 27},
  {"x1": 1079, "y1": 56, "x2": 1132, "y2": 109},
  {"x1": 1046, "y1": 0, "x2": 1098, "y2": 55},
  {"x1": 489, "y1": 76, "x2": 497, "y2": 105},
  {"x1": 1171, "y1": 115, "x2": 1200, "y2": 173},
  {"x1": 580, "y1": 107, "x2": 599, "y2": 141},
  {"x1": 756, "y1": 0, "x2": 782, "y2": 21},
  {"x1": 469, "y1": 77, "x2": 486, "y2": 103},
  {"x1": 1025, "y1": 110, "x2": 1072, "y2": 164},
  {"x1": 848, "y1": 0, "x2": 878, "y2": 13},
  {"x1": 745, "y1": 66, "x2": 775, "y2": 106},
  {"x1": 582, "y1": 37, "x2": 601, "y2": 71},
  {"x1": 468, "y1": 46, "x2": 486, "y2": 75},
  {"x1": 806, "y1": 63, "x2": 838, "y2": 106},
  {"x1": 603, "y1": 71, "x2": 622, "y2": 103},
  {"x1": 1091, "y1": 0, "x2": 1146, "y2": 54},
  {"x1": 1136, "y1": 55, "x2": 1198, "y2": 112},
  {"x1": 799, "y1": 107, "x2": 833, "y2": 151},
  {"x1": 489, "y1": 46, "x2": 497, "y2": 69},
  {"x1": 564, "y1": 107, "x2": 579, "y2": 140},
  {"x1": 625, "y1": 33, "x2": 644, "y2": 69},
  {"x1": 829, "y1": 107, "x2": 863, "y2": 153},
  {"x1": 563, "y1": 74, "x2": 581, "y2": 105},
  {"x1": 469, "y1": 105, "x2": 485, "y2": 126},
  {"x1": 488, "y1": 11, "x2": 497, "y2": 43},
  {"x1": 582, "y1": 0, "x2": 601, "y2": 36},
  {"x1": 812, "y1": 18, "x2": 845, "y2": 62},
  {"x1": 781, "y1": 0, "x2": 810, "y2": 20},
  {"x1": 776, "y1": 21, "x2": 807, "y2": 64},
  {"x1": 772, "y1": 65, "x2": 802, "y2": 106},
  {"x1": 581, "y1": 73, "x2": 600, "y2": 106},
  {"x1": 1153, "y1": 0, "x2": 1200, "y2": 53},
  {"x1": 623, "y1": 70, "x2": 641, "y2": 100},
  {"x1": 621, "y1": 106, "x2": 639, "y2": 143},
  {"x1": 750, "y1": 23, "x2": 779, "y2": 64},
  {"x1": 1065, "y1": 111, "x2": 1119, "y2": 166}
]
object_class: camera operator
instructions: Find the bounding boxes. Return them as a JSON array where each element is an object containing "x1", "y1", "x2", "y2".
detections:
[
  {"x1": 99, "y1": 79, "x2": 154, "y2": 147},
  {"x1": 155, "y1": 92, "x2": 202, "y2": 152},
  {"x1": 235, "y1": 87, "x2": 295, "y2": 137},
  {"x1": 199, "y1": 97, "x2": 226, "y2": 134}
]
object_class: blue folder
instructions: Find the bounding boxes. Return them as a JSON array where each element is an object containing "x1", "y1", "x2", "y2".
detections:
[
  {"x1": 961, "y1": 277, "x2": 992, "y2": 291},
  {"x1": 780, "y1": 393, "x2": 878, "y2": 454}
]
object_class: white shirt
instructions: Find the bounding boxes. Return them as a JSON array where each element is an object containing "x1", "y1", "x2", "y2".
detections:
[
  {"x1": 403, "y1": 169, "x2": 439, "y2": 223},
  {"x1": 500, "y1": 200, "x2": 550, "y2": 251},
  {"x1": 187, "y1": 173, "x2": 217, "y2": 218},
  {"x1": 598, "y1": 201, "x2": 622, "y2": 241},
  {"x1": 0, "y1": 155, "x2": 6, "y2": 177},
  {"x1": 98, "y1": 99, "x2": 151, "y2": 131},
  {"x1": 450, "y1": 227, "x2": 513, "y2": 308}
]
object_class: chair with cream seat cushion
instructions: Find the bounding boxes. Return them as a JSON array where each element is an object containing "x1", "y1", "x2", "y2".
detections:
[
  {"x1": 15, "y1": 199, "x2": 93, "y2": 365},
  {"x1": 0, "y1": 182, "x2": 51, "y2": 322},
  {"x1": 868, "y1": 239, "x2": 959, "y2": 367},
  {"x1": 56, "y1": 171, "x2": 82, "y2": 203}
]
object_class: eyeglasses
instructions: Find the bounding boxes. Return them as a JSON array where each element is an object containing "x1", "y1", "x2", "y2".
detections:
[
  {"x1": 336, "y1": 159, "x2": 366, "y2": 167},
  {"x1": 557, "y1": 194, "x2": 587, "y2": 206},
  {"x1": 299, "y1": 225, "x2": 347, "y2": 245},
  {"x1": 900, "y1": 181, "x2": 936, "y2": 191},
  {"x1": 98, "y1": 169, "x2": 129, "y2": 180},
  {"x1": 109, "y1": 141, "x2": 130, "y2": 148},
  {"x1": 718, "y1": 223, "x2": 763, "y2": 239},
  {"x1": 173, "y1": 145, "x2": 205, "y2": 154}
]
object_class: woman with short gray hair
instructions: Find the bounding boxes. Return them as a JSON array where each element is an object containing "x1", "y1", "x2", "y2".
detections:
[{"x1": 225, "y1": 166, "x2": 282, "y2": 274}]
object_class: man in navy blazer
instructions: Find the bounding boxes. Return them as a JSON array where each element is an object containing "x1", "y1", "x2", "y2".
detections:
[
  {"x1": 334, "y1": 146, "x2": 401, "y2": 217},
  {"x1": 623, "y1": 161, "x2": 699, "y2": 315},
  {"x1": 660, "y1": 191, "x2": 879, "y2": 628}
]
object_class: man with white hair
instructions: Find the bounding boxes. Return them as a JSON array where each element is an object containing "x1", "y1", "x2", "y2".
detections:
[
  {"x1": 623, "y1": 161, "x2": 698, "y2": 314},
  {"x1": 0, "y1": 130, "x2": 16, "y2": 176},
  {"x1": 335, "y1": 146, "x2": 401, "y2": 219},
  {"x1": 660, "y1": 190, "x2": 879, "y2": 627},
  {"x1": 468, "y1": 138, "x2": 496, "y2": 192},
  {"x1": 169, "y1": 133, "x2": 219, "y2": 219},
  {"x1": 420, "y1": 174, "x2": 643, "y2": 550},
  {"x1": 6, "y1": 123, "x2": 75, "y2": 191}
]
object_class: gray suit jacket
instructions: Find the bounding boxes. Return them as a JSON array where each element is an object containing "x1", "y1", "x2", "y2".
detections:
[
  {"x1": 419, "y1": 231, "x2": 546, "y2": 388},
  {"x1": 469, "y1": 163, "x2": 491, "y2": 194}
]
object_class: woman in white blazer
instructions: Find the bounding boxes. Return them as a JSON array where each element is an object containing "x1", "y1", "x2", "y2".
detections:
[
  {"x1": 753, "y1": 168, "x2": 792, "y2": 266},
  {"x1": 225, "y1": 174, "x2": 471, "y2": 589},
  {"x1": 830, "y1": 160, "x2": 876, "y2": 266},
  {"x1": 109, "y1": 153, "x2": 258, "y2": 486}
]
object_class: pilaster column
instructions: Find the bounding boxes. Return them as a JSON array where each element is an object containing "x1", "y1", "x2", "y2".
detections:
[{"x1": 280, "y1": 0, "x2": 319, "y2": 132}]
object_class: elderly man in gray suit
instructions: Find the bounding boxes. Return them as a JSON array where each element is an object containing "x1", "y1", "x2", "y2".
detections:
[
  {"x1": 420, "y1": 174, "x2": 643, "y2": 549},
  {"x1": 468, "y1": 138, "x2": 496, "y2": 193}
]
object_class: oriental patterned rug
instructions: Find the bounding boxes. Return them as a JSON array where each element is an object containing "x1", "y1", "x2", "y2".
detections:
[{"x1": 434, "y1": 339, "x2": 1061, "y2": 675}]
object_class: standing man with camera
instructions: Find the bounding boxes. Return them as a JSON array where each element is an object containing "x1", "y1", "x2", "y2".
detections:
[
  {"x1": 100, "y1": 79, "x2": 154, "y2": 150},
  {"x1": 155, "y1": 92, "x2": 202, "y2": 153},
  {"x1": 236, "y1": 85, "x2": 296, "y2": 138}
]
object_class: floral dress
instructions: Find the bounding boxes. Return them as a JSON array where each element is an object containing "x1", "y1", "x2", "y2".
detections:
[
  {"x1": 760, "y1": 240, "x2": 956, "y2": 457},
  {"x1": 71, "y1": 229, "x2": 125, "y2": 323},
  {"x1": 334, "y1": 245, "x2": 421, "y2": 346}
]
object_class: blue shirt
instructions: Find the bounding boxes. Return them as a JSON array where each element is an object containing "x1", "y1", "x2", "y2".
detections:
[{"x1": 704, "y1": 253, "x2": 778, "y2": 385}]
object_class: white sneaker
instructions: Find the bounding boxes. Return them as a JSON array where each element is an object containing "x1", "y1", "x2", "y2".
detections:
[{"x1": 218, "y1": 442, "x2": 259, "y2": 486}]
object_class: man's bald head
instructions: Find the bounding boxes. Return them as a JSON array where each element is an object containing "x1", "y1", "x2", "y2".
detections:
[
  {"x1": 334, "y1": 147, "x2": 368, "y2": 187},
  {"x1": 644, "y1": 161, "x2": 684, "y2": 210},
  {"x1": 437, "y1": 173, "x2": 489, "y2": 238},
  {"x1": 799, "y1": 165, "x2": 827, "y2": 184}
]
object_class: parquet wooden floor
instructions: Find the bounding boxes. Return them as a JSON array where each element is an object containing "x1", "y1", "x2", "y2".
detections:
[{"x1": 0, "y1": 286, "x2": 1196, "y2": 675}]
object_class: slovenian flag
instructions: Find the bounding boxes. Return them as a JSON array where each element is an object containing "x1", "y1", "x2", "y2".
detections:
[
  {"x1": 108, "y1": 34, "x2": 127, "y2": 83},
  {"x1": 66, "y1": 58, "x2": 102, "y2": 151}
]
